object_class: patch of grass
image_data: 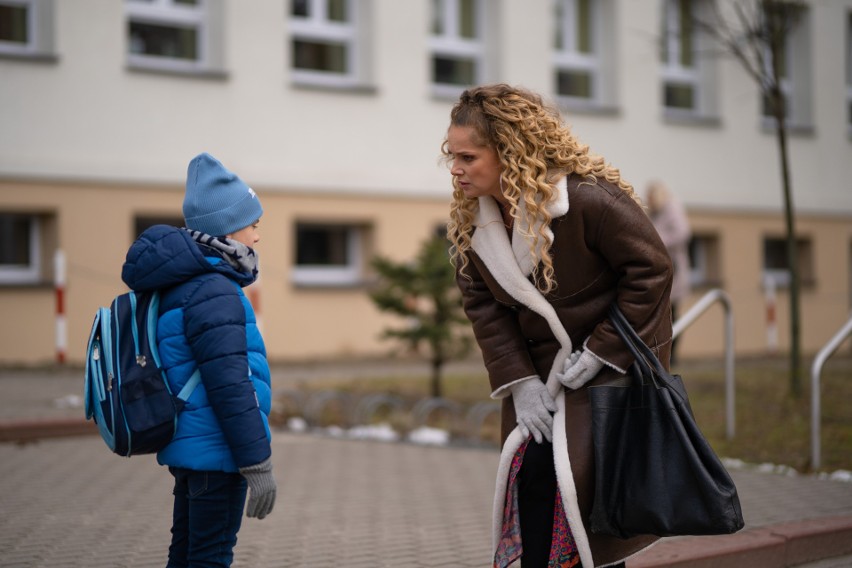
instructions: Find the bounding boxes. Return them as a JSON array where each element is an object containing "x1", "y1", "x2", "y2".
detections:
[
  {"x1": 281, "y1": 356, "x2": 852, "y2": 473},
  {"x1": 680, "y1": 357, "x2": 852, "y2": 473}
]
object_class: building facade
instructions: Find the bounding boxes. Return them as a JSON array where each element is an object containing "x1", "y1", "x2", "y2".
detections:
[{"x1": 1, "y1": 0, "x2": 851, "y2": 365}]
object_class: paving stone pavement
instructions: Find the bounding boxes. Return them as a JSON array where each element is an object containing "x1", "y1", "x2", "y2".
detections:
[{"x1": 1, "y1": 366, "x2": 852, "y2": 567}]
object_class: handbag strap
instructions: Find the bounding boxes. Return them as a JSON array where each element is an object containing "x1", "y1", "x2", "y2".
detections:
[{"x1": 607, "y1": 304, "x2": 685, "y2": 402}]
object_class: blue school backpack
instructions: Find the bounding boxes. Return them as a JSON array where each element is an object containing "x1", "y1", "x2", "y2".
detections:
[{"x1": 84, "y1": 290, "x2": 199, "y2": 457}]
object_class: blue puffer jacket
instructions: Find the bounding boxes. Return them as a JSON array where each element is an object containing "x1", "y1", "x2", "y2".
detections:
[{"x1": 121, "y1": 225, "x2": 271, "y2": 472}]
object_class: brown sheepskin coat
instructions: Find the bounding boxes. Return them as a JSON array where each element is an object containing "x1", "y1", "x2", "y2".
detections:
[{"x1": 457, "y1": 174, "x2": 674, "y2": 567}]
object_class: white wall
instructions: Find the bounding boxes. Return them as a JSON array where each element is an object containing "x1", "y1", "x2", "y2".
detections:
[{"x1": 0, "y1": 0, "x2": 849, "y2": 213}]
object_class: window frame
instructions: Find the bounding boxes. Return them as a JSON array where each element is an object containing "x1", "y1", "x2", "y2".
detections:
[
  {"x1": 429, "y1": 0, "x2": 486, "y2": 99},
  {"x1": 133, "y1": 214, "x2": 185, "y2": 240},
  {"x1": 125, "y1": 0, "x2": 223, "y2": 75},
  {"x1": 658, "y1": 0, "x2": 720, "y2": 123},
  {"x1": 289, "y1": 0, "x2": 366, "y2": 89},
  {"x1": 0, "y1": 213, "x2": 42, "y2": 285},
  {"x1": 847, "y1": 10, "x2": 852, "y2": 138},
  {"x1": 0, "y1": 0, "x2": 55, "y2": 59},
  {"x1": 761, "y1": 235, "x2": 814, "y2": 288},
  {"x1": 552, "y1": 0, "x2": 601, "y2": 107},
  {"x1": 291, "y1": 222, "x2": 367, "y2": 288},
  {"x1": 759, "y1": 2, "x2": 812, "y2": 132},
  {"x1": 661, "y1": 0, "x2": 699, "y2": 111},
  {"x1": 687, "y1": 233, "x2": 721, "y2": 288}
]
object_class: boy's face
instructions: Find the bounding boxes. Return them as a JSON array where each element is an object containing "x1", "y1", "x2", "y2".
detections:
[{"x1": 228, "y1": 219, "x2": 261, "y2": 248}]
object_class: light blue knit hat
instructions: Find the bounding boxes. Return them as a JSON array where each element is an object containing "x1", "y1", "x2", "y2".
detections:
[{"x1": 183, "y1": 152, "x2": 263, "y2": 237}]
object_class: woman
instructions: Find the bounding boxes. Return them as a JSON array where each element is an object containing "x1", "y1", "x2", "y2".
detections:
[
  {"x1": 646, "y1": 180, "x2": 692, "y2": 364},
  {"x1": 444, "y1": 84, "x2": 673, "y2": 567}
]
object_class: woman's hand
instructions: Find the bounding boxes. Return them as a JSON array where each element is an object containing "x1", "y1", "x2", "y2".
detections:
[
  {"x1": 558, "y1": 348, "x2": 604, "y2": 390},
  {"x1": 509, "y1": 378, "x2": 556, "y2": 444}
]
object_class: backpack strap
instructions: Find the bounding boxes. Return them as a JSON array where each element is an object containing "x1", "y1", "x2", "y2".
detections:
[
  {"x1": 177, "y1": 369, "x2": 201, "y2": 402},
  {"x1": 137, "y1": 289, "x2": 201, "y2": 404}
]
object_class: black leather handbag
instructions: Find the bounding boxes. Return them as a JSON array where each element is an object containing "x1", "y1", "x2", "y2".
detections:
[{"x1": 587, "y1": 304, "x2": 745, "y2": 539}]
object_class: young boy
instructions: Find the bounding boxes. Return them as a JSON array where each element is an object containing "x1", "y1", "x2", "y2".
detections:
[{"x1": 121, "y1": 152, "x2": 275, "y2": 567}]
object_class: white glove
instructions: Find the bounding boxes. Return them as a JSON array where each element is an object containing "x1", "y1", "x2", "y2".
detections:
[
  {"x1": 558, "y1": 348, "x2": 604, "y2": 390},
  {"x1": 509, "y1": 378, "x2": 557, "y2": 444}
]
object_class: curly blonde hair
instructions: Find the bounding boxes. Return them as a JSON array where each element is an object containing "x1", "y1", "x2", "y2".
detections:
[{"x1": 443, "y1": 83, "x2": 639, "y2": 294}]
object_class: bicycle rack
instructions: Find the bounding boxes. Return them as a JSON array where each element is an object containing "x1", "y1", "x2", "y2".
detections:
[
  {"x1": 672, "y1": 288, "x2": 736, "y2": 439},
  {"x1": 810, "y1": 315, "x2": 852, "y2": 470}
]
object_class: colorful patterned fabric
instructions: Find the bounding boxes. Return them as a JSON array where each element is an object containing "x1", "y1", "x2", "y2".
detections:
[
  {"x1": 549, "y1": 486, "x2": 580, "y2": 567},
  {"x1": 493, "y1": 439, "x2": 529, "y2": 568},
  {"x1": 493, "y1": 437, "x2": 580, "y2": 568}
]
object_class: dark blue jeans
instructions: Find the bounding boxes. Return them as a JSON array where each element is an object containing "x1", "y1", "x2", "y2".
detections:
[{"x1": 167, "y1": 467, "x2": 247, "y2": 568}]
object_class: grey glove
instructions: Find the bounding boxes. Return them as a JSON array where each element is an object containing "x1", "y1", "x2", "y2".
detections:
[
  {"x1": 239, "y1": 457, "x2": 277, "y2": 519},
  {"x1": 509, "y1": 378, "x2": 557, "y2": 444},
  {"x1": 558, "y1": 348, "x2": 604, "y2": 390}
]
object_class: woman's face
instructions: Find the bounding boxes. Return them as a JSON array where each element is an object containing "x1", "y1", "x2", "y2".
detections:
[{"x1": 446, "y1": 125, "x2": 504, "y2": 203}]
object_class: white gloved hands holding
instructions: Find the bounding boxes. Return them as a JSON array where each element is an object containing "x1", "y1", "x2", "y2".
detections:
[
  {"x1": 558, "y1": 348, "x2": 605, "y2": 390},
  {"x1": 509, "y1": 378, "x2": 557, "y2": 444}
]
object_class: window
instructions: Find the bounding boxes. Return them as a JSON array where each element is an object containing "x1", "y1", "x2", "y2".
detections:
[
  {"x1": 687, "y1": 233, "x2": 721, "y2": 288},
  {"x1": 0, "y1": 0, "x2": 55, "y2": 58},
  {"x1": 292, "y1": 222, "x2": 369, "y2": 287},
  {"x1": 126, "y1": 0, "x2": 224, "y2": 74},
  {"x1": 134, "y1": 215, "x2": 184, "y2": 239},
  {"x1": 759, "y1": 2, "x2": 812, "y2": 130},
  {"x1": 660, "y1": 0, "x2": 717, "y2": 120},
  {"x1": 552, "y1": 0, "x2": 615, "y2": 110},
  {"x1": 289, "y1": 0, "x2": 368, "y2": 88},
  {"x1": 0, "y1": 213, "x2": 42, "y2": 284},
  {"x1": 429, "y1": 0, "x2": 488, "y2": 98},
  {"x1": 847, "y1": 11, "x2": 852, "y2": 137},
  {"x1": 762, "y1": 236, "x2": 814, "y2": 288}
]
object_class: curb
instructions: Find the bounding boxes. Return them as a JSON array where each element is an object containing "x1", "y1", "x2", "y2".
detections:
[
  {"x1": 0, "y1": 418, "x2": 96, "y2": 443},
  {"x1": 629, "y1": 516, "x2": 852, "y2": 568}
]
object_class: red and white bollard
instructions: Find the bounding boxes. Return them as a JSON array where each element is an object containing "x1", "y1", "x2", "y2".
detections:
[
  {"x1": 247, "y1": 272, "x2": 262, "y2": 333},
  {"x1": 55, "y1": 249, "x2": 67, "y2": 365},
  {"x1": 764, "y1": 275, "x2": 778, "y2": 354}
]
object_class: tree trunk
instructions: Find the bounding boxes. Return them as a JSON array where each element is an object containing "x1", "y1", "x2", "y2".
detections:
[
  {"x1": 766, "y1": 0, "x2": 802, "y2": 396},
  {"x1": 776, "y1": 113, "x2": 801, "y2": 396},
  {"x1": 429, "y1": 357, "x2": 443, "y2": 399}
]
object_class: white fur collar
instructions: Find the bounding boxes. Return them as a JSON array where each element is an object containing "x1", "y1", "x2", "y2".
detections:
[{"x1": 472, "y1": 175, "x2": 569, "y2": 277}]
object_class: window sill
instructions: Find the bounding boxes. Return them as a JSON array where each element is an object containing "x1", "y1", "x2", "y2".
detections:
[
  {"x1": 0, "y1": 280, "x2": 53, "y2": 289},
  {"x1": 0, "y1": 51, "x2": 59, "y2": 64},
  {"x1": 758, "y1": 278, "x2": 817, "y2": 291},
  {"x1": 691, "y1": 279, "x2": 724, "y2": 291},
  {"x1": 292, "y1": 280, "x2": 369, "y2": 290},
  {"x1": 556, "y1": 100, "x2": 620, "y2": 117},
  {"x1": 430, "y1": 85, "x2": 468, "y2": 103},
  {"x1": 126, "y1": 63, "x2": 228, "y2": 81},
  {"x1": 662, "y1": 111, "x2": 722, "y2": 128},
  {"x1": 290, "y1": 81, "x2": 378, "y2": 96},
  {"x1": 760, "y1": 120, "x2": 816, "y2": 137}
]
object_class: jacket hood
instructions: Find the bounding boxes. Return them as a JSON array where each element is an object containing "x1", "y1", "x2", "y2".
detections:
[{"x1": 122, "y1": 224, "x2": 255, "y2": 291}]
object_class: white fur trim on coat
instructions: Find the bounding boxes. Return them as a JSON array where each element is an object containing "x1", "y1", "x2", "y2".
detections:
[
  {"x1": 470, "y1": 177, "x2": 594, "y2": 568},
  {"x1": 511, "y1": 176, "x2": 569, "y2": 277}
]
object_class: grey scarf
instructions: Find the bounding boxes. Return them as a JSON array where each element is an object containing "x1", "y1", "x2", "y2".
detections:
[{"x1": 184, "y1": 229, "x2": 259, "y2": 278}]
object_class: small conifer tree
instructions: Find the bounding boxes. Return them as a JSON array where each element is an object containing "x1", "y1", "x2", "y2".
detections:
[{"x1": 369, "y1": 234, "x2": 472, "y2": 398}]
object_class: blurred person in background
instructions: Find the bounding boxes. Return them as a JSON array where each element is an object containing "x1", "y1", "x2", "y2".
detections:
[{"x1": 646, "y1": 180, "x2": 692, "y2": 365}]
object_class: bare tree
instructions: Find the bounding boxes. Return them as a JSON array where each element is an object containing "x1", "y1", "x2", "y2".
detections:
[{"x1": 697, "y1": 0, "x2": 805, "y2": 395}]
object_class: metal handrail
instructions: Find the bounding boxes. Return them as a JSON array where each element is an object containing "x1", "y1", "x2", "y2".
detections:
[
  {"x1": 672, "y1": 288, "x2": 736, "y2": 439},
  {"x1": 810, "y1": 315, "x2": 852, "y2": 470}
]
